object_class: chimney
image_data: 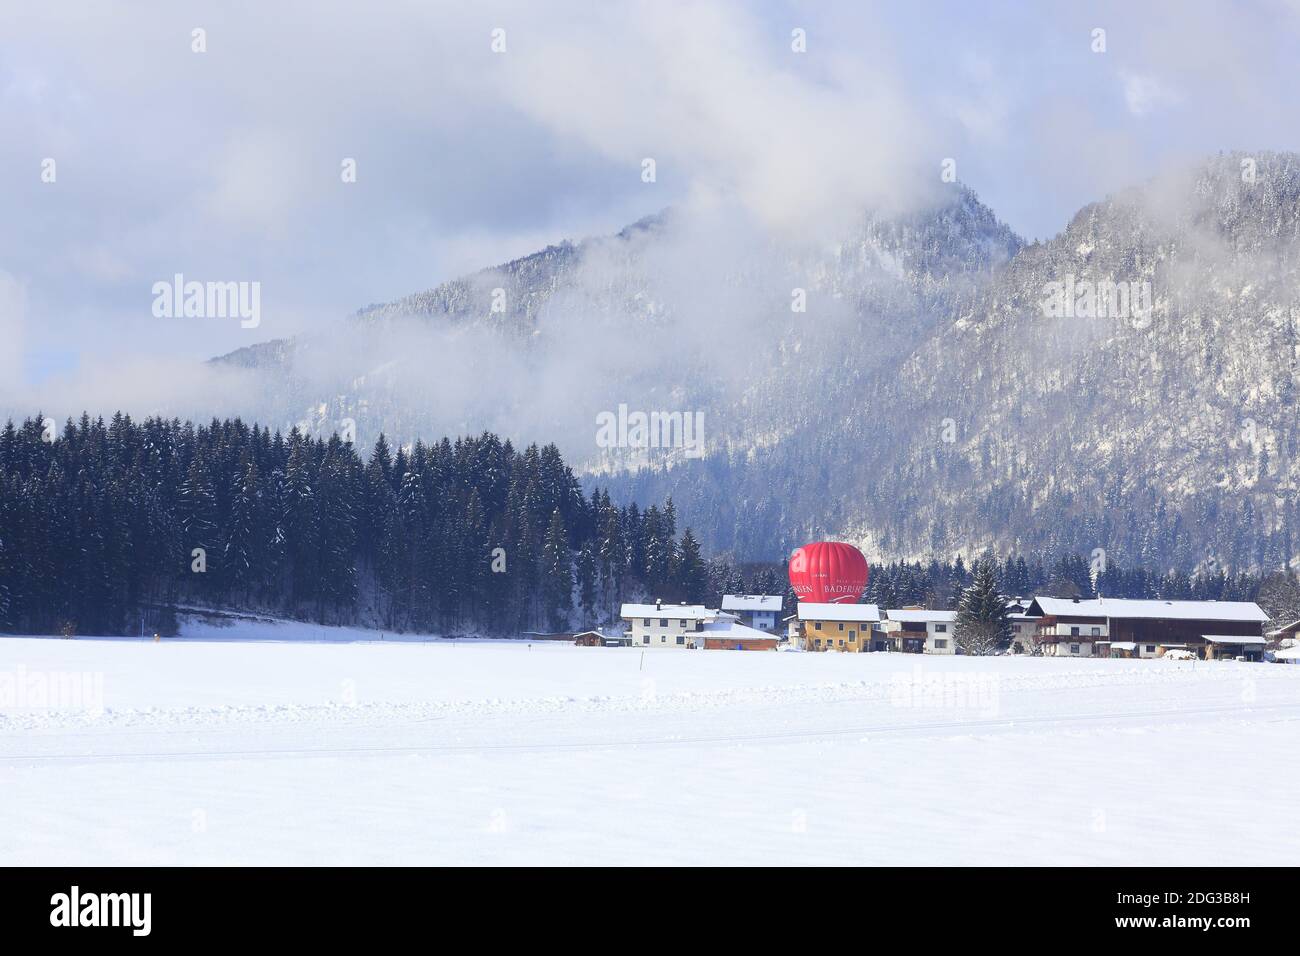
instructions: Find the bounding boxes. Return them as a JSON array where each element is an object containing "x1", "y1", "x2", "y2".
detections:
[{"x1": 656, "y1": 598, "x2": 662, "y2": 611}]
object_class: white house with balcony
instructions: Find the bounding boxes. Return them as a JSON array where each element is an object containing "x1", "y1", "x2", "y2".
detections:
[
  {"x1": 882, "y1": 608, "x2": 958, "y2": 654},
  {"x1": 1022, "y1": 596, "x2": 1267, "y2": 659}
]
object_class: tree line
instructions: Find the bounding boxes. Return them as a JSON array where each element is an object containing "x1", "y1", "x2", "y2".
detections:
[
  {"x1": 0, "y1": 413, "x2": 711, "y2": 636},
  {"x1": 2, "y1": 413, "x2": 1296, "y2": 639}
]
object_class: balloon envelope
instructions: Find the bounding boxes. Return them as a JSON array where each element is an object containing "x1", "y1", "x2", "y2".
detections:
[{"x1": 788, "y1": 541, "x2": 869, "y2": 604}]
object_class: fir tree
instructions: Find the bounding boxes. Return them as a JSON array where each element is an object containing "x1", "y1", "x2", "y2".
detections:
[
  {"x1": 955, "y1": 560, "x2": 1011, "y2": 656},
  {"x1": 540, "y1": 509, "x2": 573, "y2": 631}
]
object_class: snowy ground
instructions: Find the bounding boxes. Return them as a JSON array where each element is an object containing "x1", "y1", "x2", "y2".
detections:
[{"x1": 2, "y1": 622, "x2": 1298, "y2": 865}]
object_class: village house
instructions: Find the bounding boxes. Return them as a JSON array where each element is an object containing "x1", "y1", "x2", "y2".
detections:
[
  {"x1": 1006, "y1": 599, "x2": 1043, "y2": 654},
  {"x1": 790, "y1": 602, "x2": 881, "y2": 652},
  {"x1": 1266, "y1": 618, "x2": 1300, "y2": 645},
  {"x1": 699, "y1": 617, "x2": 779, "y2": 651},
  {"x1": 572, "y1": 630, "x2": 609, "y2": 647},
  {"x1": 721, "y1": 594, "x2": 783, "y2": 633},
  {"x1": 1266, "y1": 618, "x2": 1300, "y2": 663},
  {"x1": 882, "y1": 608, "x2": 958, "y2": 654},
  {"x1": 1023, "y1": 596, "x2": 1269, "y2": 659},
  {"x1": 619, "y1": 600, "x2": 734, "y2": 649}
]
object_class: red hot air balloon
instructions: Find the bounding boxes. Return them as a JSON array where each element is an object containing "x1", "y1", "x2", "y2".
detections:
[{"x1": 788, "y1": 541, "x2": 869, "y2": 604}]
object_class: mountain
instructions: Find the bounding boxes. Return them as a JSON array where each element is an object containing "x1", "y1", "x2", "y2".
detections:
[{"x1": 209, "y1": 152, "x2": 1300, "y2": 572}]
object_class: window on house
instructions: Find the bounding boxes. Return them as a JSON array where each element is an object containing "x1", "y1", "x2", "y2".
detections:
[
  {"x1": 659, "y1": 619, "x2": 667, "y2": 627},
  {"x1": 676, "y1": 635, "x2": 685, "y2": 645},
  {"x1": 838, "y1": 623, "x2": 844, "y2": 631},
  {"x1": 848, "y1": 630, "x2": 856, "y2": 642},
  {"x1": 934, "y1": 639, "x2": 948, "y2": 649},
  {"x1": 1091, "y1": 627, "x2": 1101, "y2": 636},
  {"x1": 643, "y1": 636, "x2": 649, "y2": 645},
  {"x1": 935, "y1": 623, "x2": 947, "y2": 633},
  {"x1": 1070, "y1": 643, "x2": 1080, "y2": 654},
  {"x1": 643, "y1": 618, "x2": 651, "y2": 626},
  {"x1": 1146, "y1": 645, "x2": 1155, "y2": 653},
  {"x1": 680, "y1": 620, "x2": 687, "y2": 627},
  {"x1": 814, "y1": 622, "x2": 822, "y2": 631},
  {"x1": 1070, "y1": 627, "x2": 1080, "y2": 636}
]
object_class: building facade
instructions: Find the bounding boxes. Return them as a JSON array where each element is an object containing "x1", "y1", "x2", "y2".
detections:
[
  {"x1": 793, "y1": 603, "x2": 881, "y2": 652},
  {"x1": 700, "y1": 618, "x2": 779, "y2": 650},
  {"x1": 721, "y1": 594, "x2": 783, "y2": 633},
  {"x1": 1023, "y1": 597, "x2": 1269, "y2": 659},
  {"x1": 620, "y1": 601, "x2": 734, "y2": 649},
  {"x1": 882, "y1": 609, "x2": 958, "y2": 654}
]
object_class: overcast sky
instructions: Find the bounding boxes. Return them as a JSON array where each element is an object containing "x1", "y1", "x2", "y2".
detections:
[{"x1": 2, "y1": 0, "x2": 1298, "y2": 398}]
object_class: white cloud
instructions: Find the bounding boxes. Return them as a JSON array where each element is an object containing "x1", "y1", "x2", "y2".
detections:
[
  {"x1": 0, "y1": 0, "x2": 1297, "y2": 416},
  {"x1": 0, "y1": 272, "x2": 25, "y2": 387},
  {"x1": 1120, "y1": 71, "x2": 1181, "y2": 116}
]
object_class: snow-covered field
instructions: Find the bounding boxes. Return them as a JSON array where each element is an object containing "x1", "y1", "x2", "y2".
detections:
[{"x1": 2, "y1": 623, "x2": 1298, "y2": 865}]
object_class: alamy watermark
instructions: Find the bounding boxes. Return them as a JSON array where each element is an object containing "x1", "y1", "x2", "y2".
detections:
[
  {"x1": 889, "y1": 665, "x2": 1000, "y2": 718},
  {"x1": 0, "y1": 665, "x2": 105, "y2": 716},
  {"x1": 152, "y1": 273, "x2": 260, "y2": 328},
  {"x1": 1040, "y1": 274, "x2": 1152, "y2": 329},
  {"x1": 596, "y1": 404, "x2": 705, "y2": 459}
]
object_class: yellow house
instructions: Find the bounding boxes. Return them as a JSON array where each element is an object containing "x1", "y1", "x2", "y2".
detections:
[{"x1": 792, "y1": 602, "x2": 881, "y2": 652}]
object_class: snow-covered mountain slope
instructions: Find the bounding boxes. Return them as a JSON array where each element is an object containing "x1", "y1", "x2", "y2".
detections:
[
  {"x1": 208, "y1": 153, "x2": 1300, "y2": 569},
  {"x1": 616, "y1": 153, "x2": 1300, "y2": 568},
  {"x1": 207, "y1": 183, "x2": 1019, "y2": 468},
  {"x1": 881, "y1": 152, "x2": 1300, "y2": 568}
]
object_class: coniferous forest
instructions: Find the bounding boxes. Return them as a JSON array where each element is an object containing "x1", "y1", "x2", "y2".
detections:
[
  {"x1": 0, "y1": 413, "x2": 1293, "y2": 638},
  {"x1": 0, "y1": 413, "x2": 713, "y2": 637}
]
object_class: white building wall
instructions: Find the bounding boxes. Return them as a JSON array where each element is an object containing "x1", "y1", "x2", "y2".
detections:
[
  {"x1": 925, "y1": 622, "x2": 956, "y2": 654},
  {"x1": 1044, "y1": 622, "x2": 1109, "y2": 640},
  {"x1": 1048, "y1": 639, "x2": 1095, "y2": 657},
  {"x1": 626, "y1": 614, "x2": 704, "y2": 649}
]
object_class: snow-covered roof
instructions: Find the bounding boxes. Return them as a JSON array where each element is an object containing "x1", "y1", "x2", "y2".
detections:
[
  {"x1": 1027, "y1": 597, "x2": 1269, "y2": 623},
  {"x1": 885, "y1": 609, "x2": 957, "y2": 624},
  {"x1": 701, "y1": 619, "x2": 776, "y2": 641},
  {"x1": 620, "y1": 604, "x2": 725, "y2": 621},
  {"x1": 1275, "y1": 644, "x2": 1300, "y2": 659},
  {"x1": 796, "y1": 602, "x2": 881, "y2": 622},
  {"x1": 1201, "y1": 634, "x2": 1266, "y2": 645},
  {"x1": 1107, "y1": 641, "x2": 1137, "y2": 651},
  {"x1": 721, "y1": 594, "x2": 783, "y2": 612},
  {"x1": 1266, "y1": 618, "x2": 1300, "y2": 636}
]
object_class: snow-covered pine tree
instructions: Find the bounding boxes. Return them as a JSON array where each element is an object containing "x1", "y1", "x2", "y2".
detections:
[
  {"x1": 955, "y1": 560, "x2": 1011, "y2": 656},
  {"x1": 674, "y1": 528, "x2": 706, "y2": 604}
]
